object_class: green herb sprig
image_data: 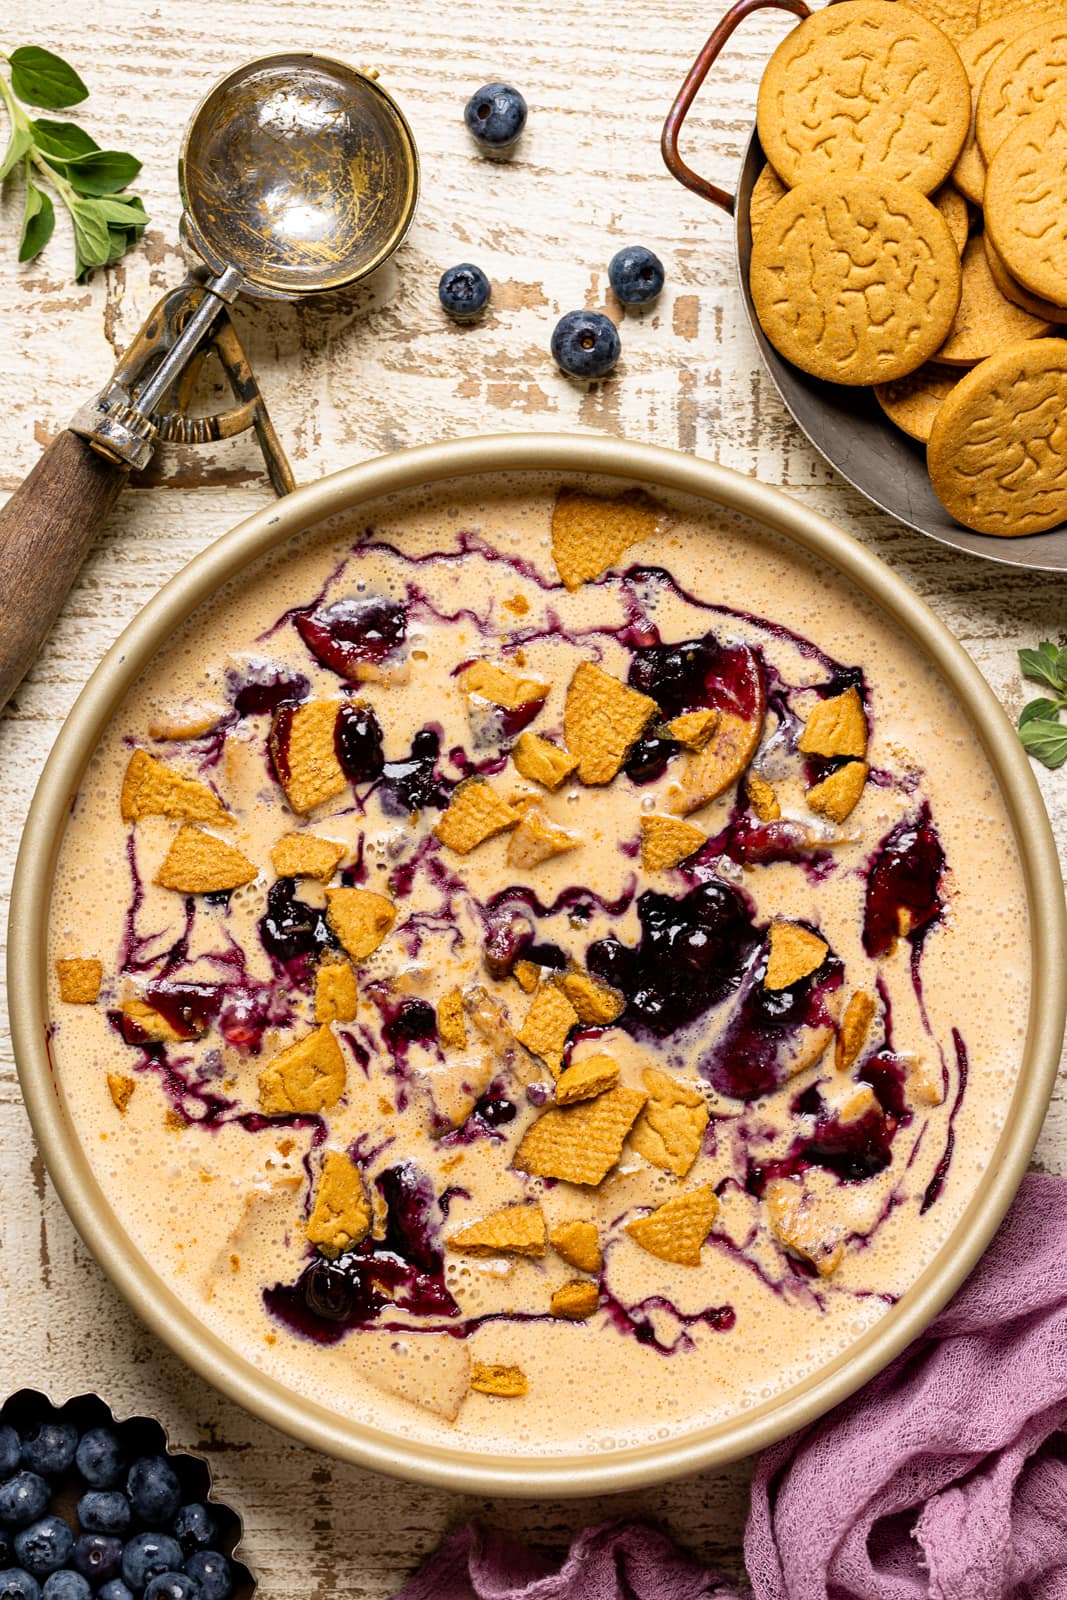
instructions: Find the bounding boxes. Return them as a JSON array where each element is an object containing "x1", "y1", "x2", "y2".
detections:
[
  {"x1": 0, "y1": 45, "x2": 148, "y2": 281},
  {"x1": 1017, "y1": 641, "x2": 1067, "y2": 770}
]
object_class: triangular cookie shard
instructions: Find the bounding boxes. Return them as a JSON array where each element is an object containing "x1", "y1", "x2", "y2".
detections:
[
  {"x1": 626, "y1": 1185, "x2": 719, "y2": 1267},
  {"x1": 448, "y1": 1202, "x2": 547, "y2": 1257}
]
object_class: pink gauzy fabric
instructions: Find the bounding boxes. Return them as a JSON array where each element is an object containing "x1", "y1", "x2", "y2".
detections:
[
  {"x1": 746, "y1": 1173, "x2": 1067, "y2": 1600},
  {"x1": 391, "y1": 1521, "x2": 746, "y2": 1600}
]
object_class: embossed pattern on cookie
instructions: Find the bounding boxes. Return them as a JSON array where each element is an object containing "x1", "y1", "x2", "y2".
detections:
[
  {"x1": 927, "y1": 338, "x2": 1067, "y2": 535},
  {"x1": 976, "y1": 17, "x2": 1067, "y2": 161},
  {"x1": 985, "y1": 96, "x2": 1067, "y2": 303},
  {"x1": 949, "y1": 10, "x2": 1067, "y2": 202},
  {"x1": 750, "y1": 177, "x2": 962, "y2": 386},
  {"x1": 756, "y1": 0, "x2": 971, "y2": 192}
]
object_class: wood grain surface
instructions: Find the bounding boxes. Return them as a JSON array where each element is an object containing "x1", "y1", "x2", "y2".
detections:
[{"x1": 1, "y1": 2, "x2": 1065, "y2": 1592}]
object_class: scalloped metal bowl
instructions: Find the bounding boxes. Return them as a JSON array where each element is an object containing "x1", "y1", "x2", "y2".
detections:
[{"x1": 8, "y1": 434, "x2": 1066, "y2": 1494}]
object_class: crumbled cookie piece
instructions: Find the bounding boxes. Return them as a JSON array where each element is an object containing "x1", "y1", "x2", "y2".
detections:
[
  {"x1": 807, "y1": 761, "x2": 869, "y2": 824},
  {"x1": 512, "y1": 732, "x2": 578, "y2": 791},
  {"x1": 270, "y1": 832, "x2": 346, "y2": 882},
  {"x1": 461, "y1": 660, "x2": 549, "y2": 709},
  {"x1": 626, "y1": 1184, "x2": 719, "y2": 1266},
  {"x1": 107, "y1": 1073, "x2": 135, "y2": 1114},
  {"x1": 155, "y1": 826, "x2": 258, "y2": 894},
  {"x1": 464, "y1": 985, "x2": 518, "y2": 1058},
  {"x1": 357, "y1": 1332, "x2": 471, "y2": 1422},
  {"x1": 549, "y1": 1220, "x2": 602, "y2": 1275},
  {"x1": 315, "y1": 959, "x2": 358, "y2": 1024},
  {"x1": 306, "y1": 1149, "x2": 371, "y2": 1258},
  {"x1": 664, "y1": 709, "x2": 719, "y2": 750},
  {"x1": 764, "y1": 922, "x2": 829, "y2": 991},
  {"x1": 516, "y1": 984, "x2": 579, "y2": 1076},
  {"x1": 513, "y1": 1085, "x2": 647, "y2": 1185},
  {"x1": 910, "y1": 1059, "x2": 946, "y2": 1106},
  {"x1": 271, "y1": 700, "x2": 347, "y2": 814},
  {"x1": 798, "y1": 688, "x2": 868, "y2": 760},
  {"x1": 836, "y1": 990, "x2": 876, "y2": 1072},
  {"x1": 258, "y1": 1025, "x2": 346, "y2": 1115},
  {"x1": 558, "y1": 970, "x2": 625, "y2": 1025},
  {"x1": 506, "y1": 806, "x2": 581, "y2": 869},
  {"x1": 437, "y1": 987, "x2": 468, "y2": 1049},
  {"x1": 563, "y1": 662, "x2": 657, "y2": 785},
  {"x1": 434, "y1": 780, "x2": 521, "y2": 855},
  {"x1": 555, "y1": 1053, "x2": 620, "y2": 1105},
  {"x1": 120, "y1": 997, "x2": 185, "y2": 1044},
  {"x1": 748, "y1": 774, "x2": 781, "y2": 822},
  {"x1": 120, "y1": 749, "x2": 231, "y2": 827},
  {"x1": 764, "y1": 1177, "x2": 844, "y2": 1277},
  {"x1": 325, "y1": 888, "x2": 396, "y2": 962},
  {"x1": 820, "y1": 1076, "x2": 879, "y2": 1124},
  {"x1": 551, "y1": 489, "x2": 665, "y2": 590},
  {"x1": 640, "y1": 813, "x2": 707, "y2": 872},
  {"x1": 513, "y1": 960, "x2": 541, "y2": 994},
  {"x1": 664, "y1": 710, "x2": 763, "y2": 816},
  {"x1": 55, "y1": 957, "x2": 103, "y2": 1004},
  {"x1": 550, "y1": 1279, "x2": 601, "y2": 1320},
  {"x1": 629, "y1": 1067, "x2": 709, "y2": 1179},
  {"x1": 448, "y1": 1201, "x2": 547, "y2": 1257},
  {"x1": 471, "y1": 1362, "x2": 529, "y2": 1397},
  {"x1": 146, "y1": 702, "x2": 229, "y2": 741}
]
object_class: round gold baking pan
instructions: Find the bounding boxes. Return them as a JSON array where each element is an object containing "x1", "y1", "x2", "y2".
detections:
[{"x1": 9, "y1": 433, "x2": 1066, "y2": 1495}]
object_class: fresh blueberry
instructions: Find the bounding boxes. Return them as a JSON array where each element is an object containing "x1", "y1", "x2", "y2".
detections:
[
  {"x1": 0, "y1": 1425, "x2": 21, "y2": 1478},
  {"x1": 0, "y1": 1473, "x2": 51, "y2": 1529},
  {"x1": 0, "y1": 1572, "x2": 40, "y2": 1600},
  {"x1": 463, "y1": 82, "x2": 526, "y2": 150},
  {"x1": 0, "y1": 1529, "x2": 11, "y2": 1566},
  {"x1": 550, "y1": 310, "x2": 621, "y2": 380},
  {"x1": 125, "y1": 1459, "x2": 181, "y2": 1527},
  {"x1": 74, "y1": 1430, "x2": 125, "y2": 1490},
  {"x1": 99, "y1": 1585, "x2": 134, "y2": 1600},
  {"x1": 41, "y1": 1576, "x2": 90, "y2": 1600},
  {"x1": 438, "y1": 263, "x2": 491, "y2": 322},
  {"x1": 76, "y1": 1492, "x2": 130, "y2": 1537},
  {"x1": 121, "y1": 1535, "x2": 184, "y2": 1594},
  {"x1": 73, "y1": 1535, "x2": 124, "y2": 1586},
  {"x1": 143, "y1": 1578, "x2": 200, "y2": 1600},
  {"x1": 608, "y1": 245, "x2": 665, "y2": 305},
  {"x1": 171, "y1": 1507, "x2": 216, "y2": 1556},
  {"x1": 181, "y1": 1553, "x2": 231, "y2": 1600},
  {"x1": 21, "y1": 1421, "x2": 78, "y2": 1479},
  {"x1": 13, "y1": 1518, "x2": 74, "y2": 1578}
]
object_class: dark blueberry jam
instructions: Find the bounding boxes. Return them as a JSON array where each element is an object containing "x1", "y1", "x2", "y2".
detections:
[
  {"x1": 266, "y1": 701, "x2": 306, "y2": 788},
  {"x1": 226, "y1": 658, "x2": 310, "y2": 718},
  {"x1": 700, "y1": 946, "x2": 843, "y2": 1102},
  {"x1": 601, "y1": 1288, "x2": 736, "y2": 1353},
  {"x1": 692, "y1": 810, "x2": 833, "y2": 877},
  {"x1": 628, "y1": 631, "x2": 762, "y2": 721},
  {"x1": 381, "y1": 728, "x2": 450, "y2": 812},
  {"x1": 482, "y1": 906, "x2": 534, "y2": 979},
  {"x1": 334, "y1": 701, "x2": 385, "y2": 784},
  {"x1": 135, "y1": 981, "x2": 222, "y2": 1041},
  {"x1": 264, "y1": 1161, "x2": 458, "y2": 1341},
  {"x1": 748, "y1": 1095, "x2": 894, "y2": 1190},
  {"x1": 295, "y1": 595, "x2": 407, "y2": 679},
  {"x1": 587, "y1": 878, "x2": 758, "y2": 1037},
  {"x1": 863, "y1": 804, "x2": 946, "y2": 960},
  {"x1": 624, "y1": 736, "x2": 679, "y2": 785},
  {"x1": 383, "y1": 999, "x2": 437, "y2": 1048},
  {"x1": 475, "y1": 1094, "x2": 516, "y2": 1127},
  {"x1": 259, "y1": 878, "x2": 334, "y2": 965}
]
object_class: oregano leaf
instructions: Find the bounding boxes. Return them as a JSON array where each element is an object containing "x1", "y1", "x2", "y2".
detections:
[
  {"x1": 1019, "y1": 642, "x2": 1067, "y2": 695},
  {"x1": 71, "y1": 197, "x2": 111, "y2": 271},
  {"x1": 0, "y1": 120, "x2": 33, "y2": 181},
  {"x1": 93, "y1": 194, "x2": 149, "y2": 226},
  {"x1": 18, "y1": 179, "x2": 54, "y2": 261},
  {"x1": 30, "y1": 117, "x2": 99, "y2": 161},
  {"x1": 1019, "y1": 718, "x2": 1067, "y2": 770},
  {"x1": 1020, "y1": 697, "x2": 1061, "y2": 728},
  {"x1": 9, "y1": 46, "x2": 88, "y2": 110},
  {"x1": 61, "y1": 148, "x2": 141, "y2": 196}
]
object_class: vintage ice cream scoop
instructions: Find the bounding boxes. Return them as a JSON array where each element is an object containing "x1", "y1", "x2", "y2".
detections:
[{"x1": 0, "y1": 51, "x2": 420, "y2": 713}]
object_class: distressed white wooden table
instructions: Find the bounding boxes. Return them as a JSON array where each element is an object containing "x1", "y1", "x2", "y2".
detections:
[{"x1": 1, "y1": 0, "x2": 1065, "y2": 1591}]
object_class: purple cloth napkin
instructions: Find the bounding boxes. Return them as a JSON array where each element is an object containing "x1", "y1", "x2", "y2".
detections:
[
  {"x1": 746, "y1": 1172, "x2": 1067, "y2": 1600},
  {"x1": 395, "y1": 1175, "x2": 1067, "y2": 1600}
]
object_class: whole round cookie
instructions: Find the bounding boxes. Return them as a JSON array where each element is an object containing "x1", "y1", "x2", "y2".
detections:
[
  {"x1": 950, "y1": 10, "x2": 1067, "y2": 202},
  {"x1": 749, "y1": 163, "x2": 788, "y2": 237},
  {"x1": 749, "y1": 177, "x2": 962, "y2": 387},
  {"x1": 927, "y1": 338, "x2": 1067, "y2": 535},
  {"x1": 985, "y1": 96, "x2": 1067, "y2": 303},
  {"x1": 976, "y1": 17, "x2": 1067, "y2": 161},
  {"x1": 984, "y1": 233, "x2": 1067, "y2": 319},
  {"x1": 935, "y1": 233, "x2": 1051, "y2": 364},
  {"x1": 874, "y1": 363, "x2": 961, "y2": 441},
  {"x1": 756, "y1": 1, "x2": 971, "y2": 192}
]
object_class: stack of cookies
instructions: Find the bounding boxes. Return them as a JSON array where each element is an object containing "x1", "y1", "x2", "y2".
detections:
[{"x1": 749, "y1": 0, "x2": 1067, "y2": 538}]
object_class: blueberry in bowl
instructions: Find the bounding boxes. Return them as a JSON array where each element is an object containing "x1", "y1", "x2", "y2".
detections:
[
  {"x1": 438, "y1": 263, "x2": 491, "y2": 322},
  {"x1": 608, "y1": 245, "x2": 665, "y2": 306},
  {"x1": 463, "y1": 82, "x2": 527, "y2": 150},
  {"x1": 551, "y1": 310, "x2": 621, "y2": 381},
  {"x1": 0, "y1": 1394, "x2": 253, "y2": 1600}
]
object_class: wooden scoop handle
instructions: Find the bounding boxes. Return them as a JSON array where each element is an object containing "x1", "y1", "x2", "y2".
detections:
[{"x1": 0, "y1": 429, "x2": 128, "y2": 715}]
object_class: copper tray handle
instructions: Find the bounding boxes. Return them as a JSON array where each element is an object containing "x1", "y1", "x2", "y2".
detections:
[{"x1": 661, "y1": 0, "x2": 811, "y2": 215}]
